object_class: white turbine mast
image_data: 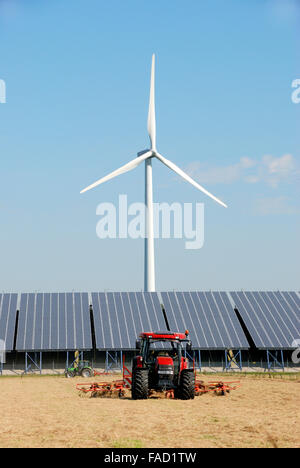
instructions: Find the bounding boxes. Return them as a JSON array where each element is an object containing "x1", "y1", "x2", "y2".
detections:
[{"x1": 80, "y1": 54, "x2": 227, "y2": 292}]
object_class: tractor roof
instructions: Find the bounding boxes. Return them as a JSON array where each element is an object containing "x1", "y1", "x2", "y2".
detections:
[{"x1": 140, "y1": 331, "x2": 189, "y2": 341}]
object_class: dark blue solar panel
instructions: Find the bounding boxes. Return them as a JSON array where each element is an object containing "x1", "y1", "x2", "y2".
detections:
[
  {"x1": 95, "y1": 293, "x2": 113, "y2": 348},
  {"x1": 25, "y1": 293, "x2": 35, "y2": 351},
  {"x1": 248, "y1": 293, "x2": 283, "y2": 347},
  {"x1": 91, "y1": 292, "x2": 166, "y2": 350},
  {"x1": 143, "y1": 293, "x2": 164, "y2": 332},
  {"x1": 255, "y1": 292, "x2": 296, "y2": 348},
  {"x1": 279, "y1": 292, "x2": 300, "y2": 317},
  {"x1": 230, "y1": 292, "x2": 274, "y2": 349},
  {"x1": 58, "y1": 293, "x2": 66, "y2": 349},
  {"x1": 34, "y1": 294, "x2": 43, "y2": 350},
  {"x1": 51, "y1": 293, "x2": 59, "y2": 351},
  {"x1": 288, "y1": 292, "x2": 300, "y2": 309},
  {"x1": 74, "y1": 293, "x2": 83, "y2": 349},
  {"x1": 16, "y1": 294, "x2": 27, "y2": 351},
  {"x1": 215, "y1": 292, "x2": 247, "y2": 348},
  {"x1": 42, "y1": 293, "x2": 51, "y2": 350},
  {"x1": 199, "y1": 292, "x2": 225, "y2": 347},
  {"x1": 16, "y1": 293, "x2": 92, "y2": 351},
  {"x1": 270, "y1": 292, "x2": 299, "y2": 343},
  {"x1": 188, "y1": 292, "x2": 211, "y2": 347},
  {"x1": 65, "y1": 293, "x2": 75, "y2": 350},
  {"x1": 81, "y1": 293, "x2": 91, "y2": 349},
  {"x1": 161, "y1": 292, "x2": 249, "y2": 350},
  {"x1": 107, "y1": 293, "x2": 122, "y2": 349},
  {"x1": 230, "y1": 291, "x2": 298, "y2": 349},
  {"x1": 120, "y1": 292, "x2": 138, "y2": 347},
  {"x1": 137, "y1": 292, "x2": 168, "y2": 349},
  {"x1": 189, "y1": 292, "x2": 214, "y2": 347},
  {"x1": 0, "y1": 293, "x2": 18, "y2": 352},
  {"x1": 128, "y1": 292, "x2": 145, "y2": 334},
  {"x1": 163, "y1": 292, "x2": 185, "y2": 331},
  {"x1": 114, "y1": 293, "x2": 130, "y2": 349},
  {"x1": 135, "y1": 293, "x2": 152, "y2": 332}
]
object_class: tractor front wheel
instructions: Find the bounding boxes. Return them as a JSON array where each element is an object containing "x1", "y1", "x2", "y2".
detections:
[
  {"x1": 176, "y1": 370, "x2": 195, "y2": 400},
  {"x1": 131, "y1": 369, "x2": 149, "y2": 400}
]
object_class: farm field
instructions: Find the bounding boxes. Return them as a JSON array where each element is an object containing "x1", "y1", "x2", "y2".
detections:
[{"x1": 0, "y1": 373, "x2": 299, "y2": 448}]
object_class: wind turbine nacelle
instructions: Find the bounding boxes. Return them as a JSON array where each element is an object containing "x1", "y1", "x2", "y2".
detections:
[{"x1": 137, "y1": 149, "x2": 151, "y2": 158}]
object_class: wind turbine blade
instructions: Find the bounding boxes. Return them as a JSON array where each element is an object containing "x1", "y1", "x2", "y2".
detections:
[
  {"x1": 147, "y1": 54, "x2": 156, "y2": 150},
  {"x1": 80, "y1": 151, "x2": 152, "y2": 194},
  {"x1": 155, "y1": 153, "x2": 228, "y2": 208}
]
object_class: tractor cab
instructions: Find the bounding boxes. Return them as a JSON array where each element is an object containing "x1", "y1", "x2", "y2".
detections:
[
  {"x1": 132, "y1": 331, "x2": 195, "y2": 400},
  {"x1": 77, "y1": 360, "x2": 90, "y2": 370}
]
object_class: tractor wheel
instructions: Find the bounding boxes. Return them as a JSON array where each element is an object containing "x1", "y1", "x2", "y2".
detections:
[
  {"x1": 177, "y1": 370, "x2": 195, "y2": 400},
  {"x1": 65, "y1": 370, "x2": 75, "y2": 378},
  {"x1": 81, "y1": 368, "x2": 93, "y2": 378},
  {"x1": 131, "y1": 369, "x2": 149, "y2": 400}
]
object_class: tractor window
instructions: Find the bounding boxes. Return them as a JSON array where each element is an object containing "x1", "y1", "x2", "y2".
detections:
[
  {"x1": 147, "y1": 340, "x2": 181, "y2": 359},
  {"x1": 148, "y1": 340, "x2": 171, "y2": 351}
]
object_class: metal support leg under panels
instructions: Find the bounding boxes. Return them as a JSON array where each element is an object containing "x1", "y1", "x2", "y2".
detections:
[
  {"x1": 105, "y1": 351, "x2": 123, "y2": 372},
  {"x1": 224, "y1": 350, "x2": 242, "y2": 371},
  {"x1": 266, "y1": 350, "x2": 284, "y2": 371},
  {"x1": 25, "y1": 352, "x2": 42, "y2": 374},
  {"x1": 184, "y1": 350, "x2": 201, "y2": 370},
  {"x1": 195, "y1": 350, "x2": 202, "y2": 370}
]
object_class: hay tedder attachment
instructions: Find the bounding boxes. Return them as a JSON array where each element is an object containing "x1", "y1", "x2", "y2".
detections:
[
  {"x1": 76, "y1": 358, "x2": 132, "y2": 398},
  {"x1": 77, "y1": 380, "x2": 128, "y2": 398},
  {"x1": 195, "y1": 379, "x2": 241, "y2": 396}
]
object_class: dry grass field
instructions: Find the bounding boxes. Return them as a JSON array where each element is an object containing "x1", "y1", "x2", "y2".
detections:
[{"x1": 0, "y1": 373, "x2": 299, "y2": 448}]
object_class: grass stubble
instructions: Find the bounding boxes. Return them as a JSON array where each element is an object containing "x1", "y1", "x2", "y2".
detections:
[{"x1": 0, "y1": 373, "x2": 299, "y2": 448}]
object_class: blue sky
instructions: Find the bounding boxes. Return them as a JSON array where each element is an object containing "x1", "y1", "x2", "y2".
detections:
[{"x1": 0, "y1": 0, "x2": 299, "y2": 292}]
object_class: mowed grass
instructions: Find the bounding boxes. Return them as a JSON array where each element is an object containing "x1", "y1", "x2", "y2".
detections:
[{"x1": 0, "y1": 373, "x2": 299, "y2": 448}]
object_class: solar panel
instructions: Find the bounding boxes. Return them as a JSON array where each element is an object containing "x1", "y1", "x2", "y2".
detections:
[
  {"x1": 161, "y1": 291, "x2": 249, "y2": 350},
  {"x1": 91, "y1": 292, "x2": 167, "y2": 350},
  {"x1": 0, "y1": 293, "x2": 18, "y2": 352},
  {"x1": 16, "y1": 293, "x2": 92, "y2": 351},
  {"x1": 279, "y1": 292, "x2": 300, "y2": 315},
  {"x1": 230, "y1": 291, "x2": 299, "y2": 350}
]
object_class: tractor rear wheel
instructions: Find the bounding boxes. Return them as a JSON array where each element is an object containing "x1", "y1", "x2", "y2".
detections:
[
  {"x1": 131, "y1": 369, "x2": 149, "y2": 400},
  {"x1": 176, "y1": 370, "x2": 195, "y2": 400},
  {"x1": 81, "y1": 368, "x2": 93, "y2": 378}
]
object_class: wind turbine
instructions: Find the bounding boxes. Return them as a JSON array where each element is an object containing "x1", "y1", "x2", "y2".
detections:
[{"x1": 80, "y1": 54, "x2": 227, "y2": 292}]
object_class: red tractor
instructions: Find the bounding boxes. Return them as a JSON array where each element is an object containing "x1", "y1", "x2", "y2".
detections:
[{"x1": 131, "y1": 331, "x2": 195, "y2": 400}]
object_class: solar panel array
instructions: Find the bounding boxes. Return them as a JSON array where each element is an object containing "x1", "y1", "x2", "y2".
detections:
[
  {"x1": 161, "y1": 291, "x2": 249, "y2": 350},
  {"x1": 0, "y1": 290, "x2": 299, "y2": 353},
  {"x1": 91, "y1": 292, "x2": 167, "y2": 350},
  {"x1": 0, "y1": 294, "x2": 18, "y2": 352},
  {"x1": 230, "y1": 291, "x2": 300, "y2": 350},
  {"x1": 16, "y1": 293, "x2": 92, "y2": 351}
]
